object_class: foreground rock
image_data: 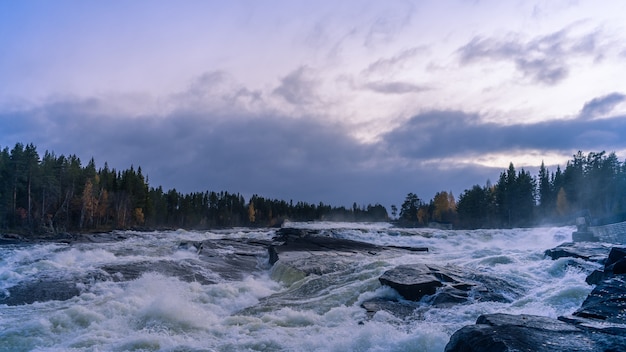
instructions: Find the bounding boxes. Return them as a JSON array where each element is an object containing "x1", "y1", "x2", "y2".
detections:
[
  {"x1": 378, "y1": 264, "x2": 522, "y2": 306},
  {"x1": 446, "y1": 244, "x2": 626, "y2": 351},
  {"x1": 445, "y1": 313, "x2": 626, "y2": 352}
]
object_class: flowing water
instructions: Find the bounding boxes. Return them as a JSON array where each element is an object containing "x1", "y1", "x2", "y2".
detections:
[{"x1": 0, "y1": 223, "x2": 598, "y2": 351}]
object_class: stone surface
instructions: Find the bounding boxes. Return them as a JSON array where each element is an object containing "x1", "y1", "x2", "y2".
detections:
[
  {"x1": 268, "y1": 228, "x2": 427, "y2": 276},
  {"x1": 544, "y1": 242, "x2": 611, "y2": 263},
  {"x1": 378, "y1": 264, "x2": 521, "y2": 305},
  {"x1": 445, "y1": 313, "x2": 626, "y2": 352}
]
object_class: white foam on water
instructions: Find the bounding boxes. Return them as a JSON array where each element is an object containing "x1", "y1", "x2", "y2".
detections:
[{"x1": 0, "y1": 224, "x2": 597, "y2": 351}]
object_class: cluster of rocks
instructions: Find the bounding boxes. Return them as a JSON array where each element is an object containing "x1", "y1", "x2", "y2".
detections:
[
  {"x1": 0, "y1": 235, "x2": 270, "y2": 306},
  {"x1": 267, "y1": 229, "x2": 626, "y2": 351},
  {"x1": 444, "y1": 242, "x2": 626, "y2": 352},
  {"x1": 267, "y1": 228, "x2": 522, "y2": 318}
]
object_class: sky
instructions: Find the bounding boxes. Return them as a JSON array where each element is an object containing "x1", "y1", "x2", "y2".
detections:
[{"x1": 1, "y1": 0, "x2": 626, "y2": 208}]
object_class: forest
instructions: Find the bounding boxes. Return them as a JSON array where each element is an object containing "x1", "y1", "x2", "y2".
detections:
[
  {"x1": 0, "y1": 143, "x2": 388, "y2": 235},
  {"x1": 1, "y1": 143, "x2": 625, "y2": 235}
]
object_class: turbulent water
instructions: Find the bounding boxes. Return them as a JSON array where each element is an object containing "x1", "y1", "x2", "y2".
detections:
[{"x1": 0, "y1": 223, "x2": 598, "y2": 352}]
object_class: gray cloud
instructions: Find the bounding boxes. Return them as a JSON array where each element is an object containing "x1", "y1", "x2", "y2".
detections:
[
  {"x1": 383, "y1": 105, "x2": 626, "y2": 160},
  {"x1": 273, "y1": 66, "x2": 320, "y2": 105},
  {"x1": 579, "y1": 92, "x2": 626, "y2": 120},
  {"x1": 3, "y1": 90, "x2": 625, "y2": 208},
  {"x1": 457, "y1": 27, "x2": 604, "y2": 85},
  {"x1": 364, "y1": 81, "x2": 429, "y2": 94},
  {"x1": 362, "y1": 46, "x2": 427, "y2": 75}
]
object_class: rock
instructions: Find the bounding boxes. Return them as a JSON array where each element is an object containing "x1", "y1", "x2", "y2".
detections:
[
  {"x1": 584, "y1": 246, "x2": 626, "y2": 284},
  {"x1": 444, "y1": 313, "x2": 626, "y2": 352},
  {"x1": 379, "y1": 264, "x2": 521, "y2": 305},
  {"x1": 379, "y1": 264, "x2": 444, "y2": 301},
  {"x1": 101, "y1": 260, "x2": 217, "y2": 284},
  {"x1": 360, "y1": 298, "x2": 422, "y2": 319},
  {"x1": 544, "y1": 242, "x2": 611, "y2": 263},
  {"x1": 573, "y1": 276, "x2": 626, "y2": 324},
  {"x1": 606, "y1": 247, "x2": 626, "y2": 270},
  {"x1": 448, "y1": 245, "x2": 626, "y2": 351},
  {"x1": 268, "y1": 228, "x2": 427, "y2": 276},
  {"x1": 0, "y1": 271, "x2": 109, "y2": 306}
]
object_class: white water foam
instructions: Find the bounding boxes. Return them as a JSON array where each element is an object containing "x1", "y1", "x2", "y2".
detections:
[{"x1": 0, "y1": 224, "x2": 595, "y2": 351}]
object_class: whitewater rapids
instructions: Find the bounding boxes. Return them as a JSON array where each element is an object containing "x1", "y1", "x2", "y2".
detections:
[{"x1": 0, "y1": 223, "x2": 596, "y2": 351}]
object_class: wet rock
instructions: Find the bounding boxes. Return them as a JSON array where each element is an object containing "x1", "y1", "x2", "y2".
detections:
[
  {"x1": 0, "y1": 271, "x2": 108, "y2": 306},
  {"x1": 544, "y1": 242, "x2": 611, "y2": 264},
  {"x1": 379, "y1": 264, "x2": 521, "y2": 305},
  {"x1": 360, "y1": 298, "x2": 422, "y2": 319},
  {"x1": 101, "y1": 260, "x2": 217, "y2": 284},
  {"x1": 0, "y1": 278, "x2": 81, "y2": 306},
  {"x1": 585, "y1": 246, "x2": 626, "y2": 284},
  {"x1": 445, "y1": 313, "x2": 626, "y2": 352},
  {"x1": 268, "y1": 228, "x2": 427, "y2": 277},
  {"x1": 573, "y1": 276, "x2": 626, "y2": 323}
]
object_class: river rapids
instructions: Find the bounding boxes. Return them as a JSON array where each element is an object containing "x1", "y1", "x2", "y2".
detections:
[{"x1": 0, "y1": 222, "x2": 596, "y2": 351}]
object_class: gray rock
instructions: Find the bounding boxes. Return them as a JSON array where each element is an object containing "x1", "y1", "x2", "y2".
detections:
[
  {"x1": 378, "y1": 264, "x2": 521, "y2": 305},
  {"x1": 445, "y1": 313, "x2": 626, "y2": 352}
]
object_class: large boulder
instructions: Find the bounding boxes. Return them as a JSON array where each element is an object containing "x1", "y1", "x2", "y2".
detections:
[
  {"x1": 585, "y1": 246, "x2": 626, "y2": 284},
  {"x1": 445, "y1": 313, "x2": 626, "y2": 352},
  {"x1": 378, "y1": 264, "x2": 521, "y2": 306}
]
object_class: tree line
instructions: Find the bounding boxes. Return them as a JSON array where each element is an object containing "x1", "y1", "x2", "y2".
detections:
[
  {"x1": 407, "y1": 151, "x2": 626, "y2": 229},
  {"x1": 0, "y1": 143, "x2": 389, "y2": 236},
  {"x1": 2, "y1": 143, "x2": 626, "y2": 235},
  {"x1": 389, "y1": 151, "x2": 626, "y2": 229}
]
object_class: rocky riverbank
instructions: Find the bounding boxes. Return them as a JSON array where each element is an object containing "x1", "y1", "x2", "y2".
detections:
[{"x1": 444, "y1": 242, "x2": 626, "y2": 352}]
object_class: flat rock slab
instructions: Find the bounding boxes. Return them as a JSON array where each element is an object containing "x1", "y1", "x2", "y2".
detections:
[
  {"x1": 445, "y1": 313, "x2": 626, "y2": 352},
  {"x1": 379, "y1": 264, "x2": 521, "y2": 305},
  {"x1": 544, "y1": 242, "x2": 612, "y2": 263},
  {"x1": 268, "y1": 228, "x2": 427, "y2": 276}
]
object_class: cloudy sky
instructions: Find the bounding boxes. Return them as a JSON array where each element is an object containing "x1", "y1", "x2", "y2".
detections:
[{"x1": 1, "y1": 0, "x2": 626, "y2": 208}]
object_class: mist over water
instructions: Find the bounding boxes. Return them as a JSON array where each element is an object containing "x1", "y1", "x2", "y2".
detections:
[{"x1": 0, "y1": 224, "x2": 595, "y2": 351}]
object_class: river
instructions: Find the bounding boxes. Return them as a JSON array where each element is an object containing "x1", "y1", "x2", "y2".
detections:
[{"x1": 0, "y1": 222, "x2": 596, "y2": 351}]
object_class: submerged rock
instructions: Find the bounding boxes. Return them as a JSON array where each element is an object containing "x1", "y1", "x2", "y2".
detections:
[{"x1": 378, "y1": 264, "x2": 521, "y2": 306}]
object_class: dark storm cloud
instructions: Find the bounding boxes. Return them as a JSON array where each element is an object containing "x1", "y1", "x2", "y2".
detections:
[
  {"x1": 457, "y1": 27, "x2": 604, "y2": 85},
  {"x1": 3, "y1": 90, "x2": 625, "y2": 207},
  {"x1": 0, "y1": 96, "x2": 391, "y2": 205},
  {"x1": 579, "y1": 92, "x2": 626, "y2": 120},
  {"x1": 383, "y1": 106, "x2": 626, "y2": 160}
]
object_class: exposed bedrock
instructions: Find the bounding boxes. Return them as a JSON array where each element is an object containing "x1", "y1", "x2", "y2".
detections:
[
  {"x1": 446, "y1": 244, "x2": 626, "y2": 351},
  {"x1": 268, "y1": 228, "x2": 428, "y2": 278},
  {"x1": 1, "y1": 237, "x2": 270, "y2": 306},
  {"x1": 378, "y1": 264, "x2": 522, "y2": 306},
  {"x1": 444, "y1": 313, "x2": 626, "y2": 352},
  {"x1": 544, "y1": 242, "x2": 612, "y2": 264}
]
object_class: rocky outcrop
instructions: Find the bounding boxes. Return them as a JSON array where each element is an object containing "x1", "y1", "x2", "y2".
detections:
[
  {"x1": 544, "y1": 242, "x2": 611, "y2": 263},
  {"x1": 445, "y1": 313, "x2": 626, "y2": 352},
  {"x1": 378, "y1": 264, "x2": 521, "y2": 306},
  {"x1": 268, "y1": 228, "x2": 427, "y2": 277},
  {"x1": 446, "y1": 244, "x2": 626, "y2": 351},
  {"x1": 0, "y1": 237, "x2": 270, "y2": 306}
]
